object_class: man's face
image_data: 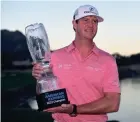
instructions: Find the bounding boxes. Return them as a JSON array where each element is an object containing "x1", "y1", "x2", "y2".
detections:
[{"x1": 73, "y1": 15, "x2": 98, "y2": 40}]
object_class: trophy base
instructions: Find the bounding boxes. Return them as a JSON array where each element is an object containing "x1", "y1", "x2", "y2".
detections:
[{"x1": 36, "y1": 88, "x2": 69, "y2": 111}]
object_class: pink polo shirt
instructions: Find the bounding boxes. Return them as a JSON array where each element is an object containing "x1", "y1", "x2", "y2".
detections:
[{"x1": 49, "y1": 41, "x2": 120, "y2": 122}]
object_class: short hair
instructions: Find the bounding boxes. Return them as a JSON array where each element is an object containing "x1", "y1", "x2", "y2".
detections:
[{"x1": 73, "y1": 19, "x2": 79, "y2": 31}]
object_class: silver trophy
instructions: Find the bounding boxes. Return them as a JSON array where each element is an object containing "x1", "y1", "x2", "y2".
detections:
[{"x1": 25, "y1": 23, "x2": 69, "y2": 111}]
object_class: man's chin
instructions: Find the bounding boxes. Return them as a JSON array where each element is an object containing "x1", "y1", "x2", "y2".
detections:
[{"x1": 84, "y1": 36, "x2": 94, "y2": 40}]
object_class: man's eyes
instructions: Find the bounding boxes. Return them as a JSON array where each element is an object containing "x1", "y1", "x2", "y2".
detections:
[
  {"x1": 83, "y1": 19, "x2": 98, "y2": 23},
  {"x1": 93, "y1": 20, "x2": 98, "y2": 23},
  {"x1": 83, "y1": 19, "x2": 88, "y2": 21}
]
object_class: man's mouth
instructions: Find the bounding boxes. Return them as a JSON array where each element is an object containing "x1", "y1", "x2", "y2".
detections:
[{"x1": 85, "y1": 29, "x2": 93, "y2": 33}]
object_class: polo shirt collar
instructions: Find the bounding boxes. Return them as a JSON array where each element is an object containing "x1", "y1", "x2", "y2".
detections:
[{"x1": 66, "y1": 40, "x2": 99, "y2": 56}]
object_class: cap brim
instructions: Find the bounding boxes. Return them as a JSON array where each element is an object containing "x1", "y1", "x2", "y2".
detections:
[
  {"x1": 75, "y1": 14, "x2": 104, "y2": 22},
  {"x1": 96, "y1": 16, "x2": 104, "y2": 22}
]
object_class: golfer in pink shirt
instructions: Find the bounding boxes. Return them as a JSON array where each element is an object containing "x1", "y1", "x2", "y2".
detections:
[{"x1": 32, "y1": 4, "x2": 121, "y2": 122}]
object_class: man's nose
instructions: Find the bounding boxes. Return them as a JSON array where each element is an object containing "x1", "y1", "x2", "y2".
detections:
[{"x1": 87, "y1": 21, "x2": 93, "y2": 28}]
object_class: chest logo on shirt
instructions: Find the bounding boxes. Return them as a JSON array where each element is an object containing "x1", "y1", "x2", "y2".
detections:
[
  {"x1": 57, "y1": 64, "x2": 72, "y2": 70},
  {"x1": 86, "y1": 65, "x2": 103, "y2": 72}
]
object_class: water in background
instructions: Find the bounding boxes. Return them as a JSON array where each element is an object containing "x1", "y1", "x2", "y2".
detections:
[{"x1": 108, "y1": 78, "x2": 140, "y2": 122}]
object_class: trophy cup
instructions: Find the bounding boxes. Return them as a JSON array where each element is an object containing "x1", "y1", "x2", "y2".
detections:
[{"x1": 25, "y1": 23, "x2": 69, "y2": 111}]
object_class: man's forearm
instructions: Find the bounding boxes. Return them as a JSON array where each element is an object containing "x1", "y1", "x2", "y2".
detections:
[{"x1": 77, "y1": 96, "x2": 119, "y2": 114}]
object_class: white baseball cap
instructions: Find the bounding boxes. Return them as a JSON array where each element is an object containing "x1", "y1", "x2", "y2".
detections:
[{"x1": 73, "y1": 5, "x2": 104, "y2": 22}]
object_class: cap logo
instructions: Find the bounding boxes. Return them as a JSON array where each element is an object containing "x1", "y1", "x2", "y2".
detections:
[
  {"x1": 89, "y1": 7, "x2": 95, "y2": 12},
  {"x1": 84, "y1": 7, "x2": 97, "y2": 15}
]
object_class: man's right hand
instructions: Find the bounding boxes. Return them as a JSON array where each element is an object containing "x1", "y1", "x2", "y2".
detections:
[{"x1": 32, "y1": 62, "x2": 43, "y2": 80}]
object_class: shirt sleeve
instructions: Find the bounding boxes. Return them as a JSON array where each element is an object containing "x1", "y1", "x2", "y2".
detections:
[{"x1": 103, "y1": 57, "x2": 121, "y2": 93}]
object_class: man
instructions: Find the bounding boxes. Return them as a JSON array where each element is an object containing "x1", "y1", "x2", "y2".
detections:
[{"x1": 32, "y1": 4, "x2": 121, "y2": 122}]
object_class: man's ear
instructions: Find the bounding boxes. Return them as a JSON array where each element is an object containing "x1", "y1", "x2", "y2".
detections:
[{"x1": 72, "y1": 20, "x2": 77, "y2": 31}]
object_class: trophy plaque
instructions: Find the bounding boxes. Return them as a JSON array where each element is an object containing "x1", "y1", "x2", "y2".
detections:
[{"x1": 25, "y1": 23, "x2": 69, "y2": 111}]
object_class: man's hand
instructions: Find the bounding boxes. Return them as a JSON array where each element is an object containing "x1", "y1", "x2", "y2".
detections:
[
  {"x1": 32, "y1": 62, "x2": 53, "y2": 80},
  {"x1": 32, "y1": 62, "x2": 43, "y2": 80},
  {"x1": 44, "y1": 104, "x2": 73, "y2": 114}
]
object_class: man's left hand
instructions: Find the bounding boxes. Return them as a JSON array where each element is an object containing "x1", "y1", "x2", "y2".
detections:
[{"x1": 44, "y1": 104, "x2": 73, "y2": 114}]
